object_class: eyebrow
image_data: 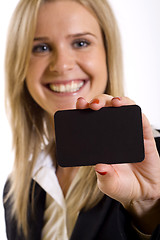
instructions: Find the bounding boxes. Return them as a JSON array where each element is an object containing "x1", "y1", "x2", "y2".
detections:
[
  {"x1": 33, "y1": 32, "x2": 97, "y2": 41},
  {"x1": 34, "y1": 37, "x2": 49, "y2": 41},
  {"x1": 67, "y1": 32, "x2": 97, "y2": 39}
]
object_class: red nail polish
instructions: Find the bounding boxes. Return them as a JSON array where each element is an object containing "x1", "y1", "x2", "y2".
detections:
[
  {"x1": 112, "y1": 97, "x2": 121, "y2": 101},
  {"x1": 90, "y1": 99, "x2": 99, "y2": 104},
  {"x1": 96, "y1": 171, "x2": 107, "y2": 176}
]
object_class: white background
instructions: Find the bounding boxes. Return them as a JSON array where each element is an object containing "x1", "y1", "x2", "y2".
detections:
[{"x1": 0, "y1": 0, "x2": 160, "y2": 239}]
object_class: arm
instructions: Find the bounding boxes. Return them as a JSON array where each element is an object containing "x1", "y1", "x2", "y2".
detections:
[{"x1": 77, "y1": 95, "x2": 160, "y2": 236}]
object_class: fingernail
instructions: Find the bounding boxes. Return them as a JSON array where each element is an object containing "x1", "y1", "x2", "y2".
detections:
[
  {"x1": 90, "y1": 99, "x2": 99, "y2": 104},
  {"x1": 112, "y1": 97, "x2": 121, "y2": 101},
  {"x1": 96, "y1": 171, "x2": 107, "y2": 176},
  {"x1": 77, "y1": 97, "x2": 85, "y2": 101}
]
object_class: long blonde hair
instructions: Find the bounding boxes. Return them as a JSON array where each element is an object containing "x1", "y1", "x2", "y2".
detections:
[{"x1": 5, "y1": 0, "x2": 124, "y2": 237}]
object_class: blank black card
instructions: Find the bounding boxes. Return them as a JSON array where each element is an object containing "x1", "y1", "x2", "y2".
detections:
[{"x1": 54, "y1": 105, "x2": 145, "y2": 167}]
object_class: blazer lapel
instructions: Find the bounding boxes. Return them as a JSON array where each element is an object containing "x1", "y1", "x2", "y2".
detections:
[{"x1": 27, "y1": 180, "x2": 46, "y2": 240}]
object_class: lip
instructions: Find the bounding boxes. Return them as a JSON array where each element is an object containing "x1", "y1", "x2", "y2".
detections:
[{"x1": 44, "y1": 79, "x2": 89, "y2": 95}]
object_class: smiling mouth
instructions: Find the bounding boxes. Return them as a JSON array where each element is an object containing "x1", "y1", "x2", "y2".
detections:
[{"x1": 48, "y1": 80, "x2": 85, "y2": 93}]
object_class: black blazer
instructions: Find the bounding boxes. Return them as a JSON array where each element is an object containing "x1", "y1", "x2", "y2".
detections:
[{"x1": 3, "y1": 136, "x2": 160, "y2": 240}]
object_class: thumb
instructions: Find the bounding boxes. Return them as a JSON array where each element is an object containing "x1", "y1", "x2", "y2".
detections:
[{"x1": 94, "y1": 164, "x2": 120, "y2": 197}]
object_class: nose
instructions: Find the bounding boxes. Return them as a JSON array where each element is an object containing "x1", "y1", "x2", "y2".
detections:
[{"x1": 49, "y1": 48, "x2": 74, "y2": 74}]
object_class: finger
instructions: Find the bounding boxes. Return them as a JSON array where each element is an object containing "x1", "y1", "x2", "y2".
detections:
[
  {"x1": 111, "y1": 96, "x2": 135, "y2": 107},
  {"x1": 94, "y1": 163, "x2": 119, "y2": 196},
  {"x1": 89, "y1": 94, "x2": 113, "y2": 110},
  {"x1": 142, "y1": 114, "x2": 159, "y2": 157},
  {"x1": 76, "y1": 97, "x2": 89, "y2": 109},
  {"x1": 142, "y1": 113, "x2": 154, "y2": 141}
]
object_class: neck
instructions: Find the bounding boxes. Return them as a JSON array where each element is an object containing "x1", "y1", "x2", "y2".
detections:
[{"x1": 56, "y1": 166, "x2": 79, "y2": 196}]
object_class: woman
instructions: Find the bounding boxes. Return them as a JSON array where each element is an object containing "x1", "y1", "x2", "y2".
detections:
[{"x1": 3, "y1": 0, "x2": 160, "y2": 239}]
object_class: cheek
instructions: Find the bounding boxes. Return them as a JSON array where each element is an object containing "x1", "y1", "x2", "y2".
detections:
[
  {"x1": 26, "y1": 63, "x2": 45, "y2": 98},
  {"x1": 95, "y1": 49, "x2": 107, "y2": 76},
  {"x1": 27, "y1": 57, "x2": 47, "y2": 81},
  {"x1": 26, "y1": 64, "x2": 42, "y2": 100},
  {"x1": 83, "y1": 51, "x2": 108, "y2": 83},
  {"x1": 25, "y1": 77, "x2": 38, "y2": 105}
]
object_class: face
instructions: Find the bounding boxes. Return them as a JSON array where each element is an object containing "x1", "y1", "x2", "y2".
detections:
[{"x1": 26, "y1": 0, "x2": 108, "y2": 115}]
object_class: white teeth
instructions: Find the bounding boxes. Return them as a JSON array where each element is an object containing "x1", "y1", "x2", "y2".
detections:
[{"x1": 49, "y1": 81, "x2": 84, "y2": 93}]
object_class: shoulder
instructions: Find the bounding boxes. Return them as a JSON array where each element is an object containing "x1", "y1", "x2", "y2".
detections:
[
  {"x1": 3, "y1": 179, "x2": 25, "y2": 239},
  {"x1": 3, "y1": 179, "x2": 46, "y2": 240}
]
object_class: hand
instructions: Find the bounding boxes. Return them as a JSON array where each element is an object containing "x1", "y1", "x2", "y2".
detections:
[{"x1": 76, "y1": 95, "x2": 160, "y2": 233}]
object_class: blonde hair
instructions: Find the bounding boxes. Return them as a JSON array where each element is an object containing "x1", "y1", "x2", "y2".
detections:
[{"x1": 5, "y1": 0, "x2": 124, "y2": 237}]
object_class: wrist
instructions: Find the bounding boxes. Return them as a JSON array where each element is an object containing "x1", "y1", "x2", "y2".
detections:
[{"x1": 124, "y1": 198, "x2": 160, "y2": 234}]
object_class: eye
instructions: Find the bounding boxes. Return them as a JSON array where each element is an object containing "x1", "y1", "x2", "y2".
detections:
[
  {"x1": 72, "y1": 39, "x2": 91, "y2": 49},
  {"x1": 32, "y1": 43, "x2": 52, "y2": 54}
]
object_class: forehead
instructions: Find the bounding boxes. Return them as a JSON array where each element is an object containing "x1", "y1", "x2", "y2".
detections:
[{"x1": 35, "y1": 0, "x2": 101, "y2": 36}]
